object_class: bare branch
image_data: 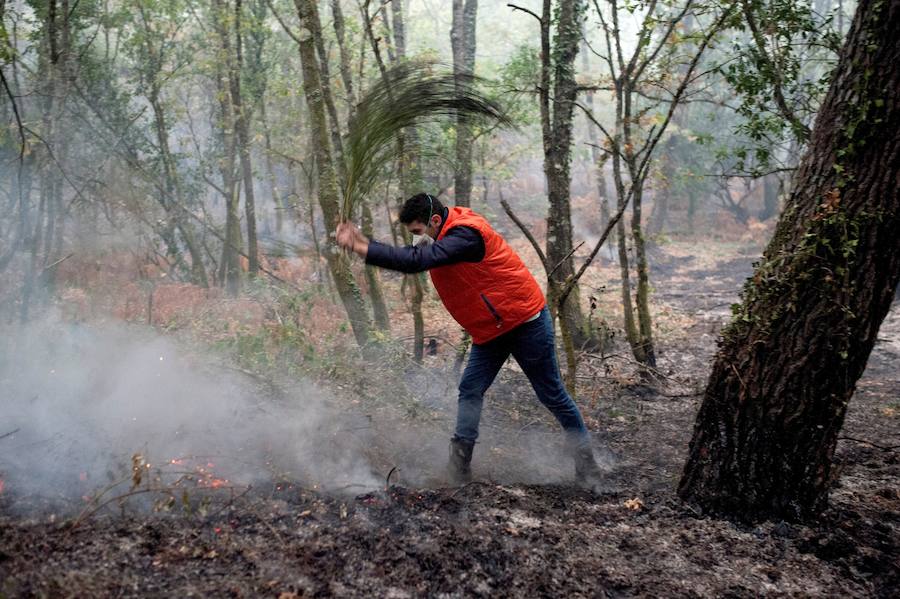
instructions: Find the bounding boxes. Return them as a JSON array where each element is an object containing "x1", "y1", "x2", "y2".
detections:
[
  {"x1": 507, "y1": 3, "x2": 543, "y2": 23},
  {"x1": 548, "y1": 240, "x2": 585, "y2": 279},
  {"x1": 558, "y1": 192, "x2": 631, "y2": 306},
  {"x1": 264, "y1": 0, "x2": 304, "y2": 46},
  {"x1": 573, "y1": 100, "x2": 615, "y2": 145},
  {"x1": 499, "y1": 193, "x2": 549, "y2": 271},
  {"x1": 634, "y1": 2, "x2": 739, "y2": 184}
]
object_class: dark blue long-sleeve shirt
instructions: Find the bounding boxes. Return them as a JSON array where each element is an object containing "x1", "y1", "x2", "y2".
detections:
[{"x1": 365, "y1": 210, "x2": 485, "y2": 273}]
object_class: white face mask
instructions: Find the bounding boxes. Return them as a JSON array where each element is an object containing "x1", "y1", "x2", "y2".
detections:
[{"x1": 412, "y1": 233, "x2": 434, "y2": 248}]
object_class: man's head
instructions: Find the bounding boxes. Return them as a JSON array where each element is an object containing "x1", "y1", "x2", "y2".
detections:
[{"x1": 399, "y1": 193, "x2": 444, "y2": 243}]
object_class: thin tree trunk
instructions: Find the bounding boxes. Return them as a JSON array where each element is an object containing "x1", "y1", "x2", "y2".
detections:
[
  {"x1": 230, "y1": 0, "x2": 259, "y2": 277},
  {"x1": 150, "y1": 93, "x2": 210, "y2": 287},
  {"x1": 614, "y1": 188, "x2": 641, "y2": 360},
  {"x1": 648, "y1": 139, "x2": 675, "y2": 237},
  {"x1": 362, "y1": 0, "x2": 425, "y2": 359},
  {"x1": 580, "y1": 33, "x2": 613, "y2": 245},
  {"x1": 362, "y1": 202, "x2": 390, "y2": 331},
  {"x1": 331, "y1": 0, "x2": 356, "y2": 109},
  {"x1": 294, "y1": 0, "x2": 372, "y2": 346},
  {"x1": 760, "y1": 173, "x2": 780, "y2": 220},
  {"x1": 259, "y1": 100, "x2": 283, "y2": 234},
  {"x1": 211, "y1": 9, "x2": 243, "y2": 295},
  {"x1": 679, "y1": 0, "x2": 900, "y2": 519},
  {"x1": 630, "y1": 183, "x2": 656, "y2": 367},
  {"x1": 390, "y1": 0, "x2": 426, "y2": 362}
]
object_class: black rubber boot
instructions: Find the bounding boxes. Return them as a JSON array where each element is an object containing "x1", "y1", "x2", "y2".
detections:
[
  {"x1": 574, "y1": 445, "x2": 606, "y2": 492},
  {"x1": 448, "y1": 437, "x2": 474, "y2": 484}
]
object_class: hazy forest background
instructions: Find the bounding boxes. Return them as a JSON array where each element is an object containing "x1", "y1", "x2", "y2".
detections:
[{"x1": 1, "y1": 0, "x2": 898, "y2": 595}]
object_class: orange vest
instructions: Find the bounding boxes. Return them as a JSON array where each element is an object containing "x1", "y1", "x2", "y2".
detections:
[{"x1": 430, "y1": 207, "x2": 546, "y2": 344}]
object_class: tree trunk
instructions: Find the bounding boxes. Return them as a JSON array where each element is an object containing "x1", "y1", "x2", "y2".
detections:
[
  {"x1": 149, "y1": 92, "x2": 210, "y2": 288},
  {"x1": 630, "y1": 183, "x2": 656, "y2": 367},
  {"x1": 211, "y1": 10, "x2": 243, "y2": 295},
  {"x1": 613, "y1": 173, "x2": 642, "y2": 362},
  {"x1": 393, "y1": 0, "x2": 427, "y2": 363},
  {"x1": 294, "y1": 0, "x2": 372, "y2": 346},
  {"x1": 579, "y1": 33, "x2": 612, "y2": 241},
  {"x1": 309, "y1": 0, "x2": 348, "y2": 188},
  {"x1": 259, "y1": 99, "x2": 283, "y2": 234},
  {"x1": 364, "y1": 0, "x2": 426, "y2": 360},
  {"x1": 451, "y1": 0, "x2": 477, "y2": 207},
  {"x1": 361, "y1": 202, "x2": 391, "y2": 331},
  {"x1": 331, "y1": 0, "x2": 356, "y2": 110},
  {"x1": 759, "y1": 173, "x2": 780, "y2": 220},
  {"x1": 648, "y1": 138, "x2": 676, "y2": 237},
  {"x1": 229, "y1": 0, "x2": 259, "y2": 278},
  {"x1": 542, "y1": 0, "x2": 590, "y2": 350},
  {"x1": 679, "y1": 0, "x2": 900, "y2": 520}
]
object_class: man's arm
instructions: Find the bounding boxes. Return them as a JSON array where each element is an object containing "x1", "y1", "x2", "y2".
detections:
[{"x1": 365, "y1": 226, "x2": 485, "y2": 273}]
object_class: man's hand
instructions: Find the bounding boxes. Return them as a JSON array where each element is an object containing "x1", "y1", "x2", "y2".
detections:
[{"x1": 336, "y1": 222, "x2": 369, "y2": 257}]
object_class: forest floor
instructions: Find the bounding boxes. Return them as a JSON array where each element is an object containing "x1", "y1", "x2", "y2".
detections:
[{"x1": 1, "y1": 241, "x2": 898, "y2": 597}]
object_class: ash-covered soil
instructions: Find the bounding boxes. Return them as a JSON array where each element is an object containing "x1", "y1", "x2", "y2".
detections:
[{"x1": 1, "y1": 245, "x2": 898, "y2": 598}]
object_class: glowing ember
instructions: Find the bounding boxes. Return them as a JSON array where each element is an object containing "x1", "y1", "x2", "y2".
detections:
[
  {"x1": 201, "y1": 477, "x2": 229, "y2": 489},
  {"x1": 0, "y1": 479, "x2": 5, "y2": 494}
]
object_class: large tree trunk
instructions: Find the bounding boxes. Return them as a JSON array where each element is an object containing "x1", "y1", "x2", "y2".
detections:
[
  {"x1": 294, "y1": 0, "x2": 372, "y2": 347},
  {"x1": 542, "y1": 0, "x2": 591, "y2": 351},
  {"x1": 679, "y1": 0, "x2": 900, "y2": 520},
  {"x1": 451, "y1": 0, "x2": 477, "y2": 207}
]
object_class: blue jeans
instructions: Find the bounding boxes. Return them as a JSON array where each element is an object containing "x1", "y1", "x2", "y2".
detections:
[{"x1": 454, "y1": 307, "x2": 590, "y2": 444}]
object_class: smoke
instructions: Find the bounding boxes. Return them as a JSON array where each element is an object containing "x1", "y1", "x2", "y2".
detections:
[{"x1": 0, "y1": 314, "x2": 381, "y2": 513}]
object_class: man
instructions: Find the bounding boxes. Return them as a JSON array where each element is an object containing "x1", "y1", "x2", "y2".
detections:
[{"x1": 336, "y1": 193, "x2": 604, "y2": 489}]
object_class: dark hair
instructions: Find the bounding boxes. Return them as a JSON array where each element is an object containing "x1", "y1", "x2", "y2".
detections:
[{"x1": 399, "y1": 193, "x2": 444, "y2": 224}]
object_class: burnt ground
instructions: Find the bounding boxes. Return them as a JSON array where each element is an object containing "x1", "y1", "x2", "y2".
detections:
[{"x1": 1, "y1": 244, "x2": 898, "y2": 598}]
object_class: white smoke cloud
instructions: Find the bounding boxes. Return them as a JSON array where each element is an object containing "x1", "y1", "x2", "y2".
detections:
[{"x1": 0, "y1": 314, "x2": 381, "y2": 512}]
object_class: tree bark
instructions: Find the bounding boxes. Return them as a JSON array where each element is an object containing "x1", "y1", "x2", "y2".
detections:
[
  {"x1": 451, "y1": 0, "x2": 477, "y2": 207},
  {"x1": 542, "y1": 0, "x2": 591, "y2": 350},
  {"x1": 679, "y1": 0, "x2": 900, "y2": 520}
]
